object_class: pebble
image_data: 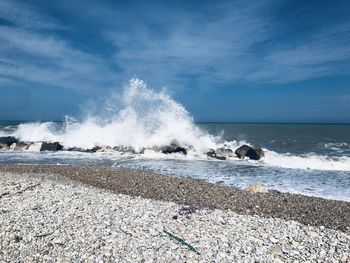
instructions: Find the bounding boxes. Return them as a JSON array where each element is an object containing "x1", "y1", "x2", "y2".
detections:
[{"x1": 1, "y1": 172, "x2": 349, "y2": 262}]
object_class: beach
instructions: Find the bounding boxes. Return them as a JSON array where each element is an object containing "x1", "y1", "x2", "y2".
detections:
[{"x1": 1, "y1": 165, "x2": 349, "y2": 262}]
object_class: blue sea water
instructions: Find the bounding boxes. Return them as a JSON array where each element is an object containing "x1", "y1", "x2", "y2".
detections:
[
  {"x1": 0, "y1": 78, "x2": 349, "y2": 201},
  {"x1": 1, "y1": 121, "x2": 349, "y2": 201}
]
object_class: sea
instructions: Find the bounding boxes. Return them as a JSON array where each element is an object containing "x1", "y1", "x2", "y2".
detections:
[{"x1": 1, "y1": 79, "x2": 349, "y2": 201}]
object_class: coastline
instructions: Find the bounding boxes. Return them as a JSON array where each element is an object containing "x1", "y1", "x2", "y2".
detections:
[
  {"x1": 1, "y1": 168, "x2": 349, "y2": 262},
  {"x1": 0, "y1": 164, "x2": 349, "y2": 233}
]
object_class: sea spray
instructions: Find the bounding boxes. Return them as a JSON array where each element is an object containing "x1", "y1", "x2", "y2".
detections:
[
  {"x1": 3, "y1": 78, "x2": 350, "y2": 173},
  {"x1": 12, "y1": 78, "x2": 221, "y2": 152}
]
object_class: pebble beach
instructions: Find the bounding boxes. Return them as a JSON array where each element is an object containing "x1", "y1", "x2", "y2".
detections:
[{"x1": 0, "y1": 166, "x2": 349, "y2": 262}]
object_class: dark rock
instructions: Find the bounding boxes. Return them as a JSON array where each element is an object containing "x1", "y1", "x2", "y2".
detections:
[
  {"x1": 212, "y1": 155, "x2": 226, "y2": 160},
  {"x1": 206, "y1": 148, "x2": 228, "y2": 160},
  {"x1": 206, "y1": 149, "x2": 216, "y2": 157},
  {"x1": 66, "y1": 147, "x2": 87, "y2": 152},
  {"x1": 67, "y1": 146, "x2": 105, "y2": 153},
  {"x1": 161, "y1": 145, "x2": 187, "y2": 155},
  {"x1": 0, "y1": 136, "x2": 18, "y2": 146},
  {"x1": 235, "y1": 145, "x2": 264, "y2": 160},
  {"x1": 40, "y1": 142, "x2": 63, "y2": 152},
  {"x1": 255, "y1": 147, "x2": 265, "y2": 158},
  {"x1": 84, "y1": 146, "x2": 102, "y2": 153},
  {"x1": 11, "y1": 142, "x2": 30, "y2": 151}
]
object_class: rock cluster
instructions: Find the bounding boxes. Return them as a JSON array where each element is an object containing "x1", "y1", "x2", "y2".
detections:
[
  {"x1": 0, "y1": 172, "x2": 349, "y2": 262},
  {"x1": 207, "y1": 145, "x2": 264, "y2": 160},
  {"x1": 0, "y1": 136, "x2": 264, "y2": 160}
]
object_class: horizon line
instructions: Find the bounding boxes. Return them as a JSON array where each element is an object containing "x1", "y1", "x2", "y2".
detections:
[{"x1": 0, "y1": 120, "x2": 349, "y2": 125}]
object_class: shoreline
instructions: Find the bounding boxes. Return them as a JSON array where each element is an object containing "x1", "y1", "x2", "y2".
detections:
[{"x1": 0, "y1": 164, "x2": 349, "y2": 233}]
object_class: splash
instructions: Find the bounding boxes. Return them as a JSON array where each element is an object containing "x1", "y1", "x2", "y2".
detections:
[
  {"x1": 14, "y1": 78, "x2": 220, "y2": 152},
  {"x1": 5, "y1": 78, "x2": 350, "y2": 172}
]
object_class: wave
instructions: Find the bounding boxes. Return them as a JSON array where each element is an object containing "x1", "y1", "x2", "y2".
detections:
[
  {"x1": 2, "y1": 78, "x2": 350, "y2": 172},
  {"x1": 13, "y1": 79, "x2": 222, "y2": 152},
  {"x1": 262, "y1": 150, "x2": 350, "y2": 171}
]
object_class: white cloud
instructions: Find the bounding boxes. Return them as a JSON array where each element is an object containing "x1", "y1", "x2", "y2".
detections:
[{"x1": 0, "y1": 0, "x2": 59, "y2": 29}]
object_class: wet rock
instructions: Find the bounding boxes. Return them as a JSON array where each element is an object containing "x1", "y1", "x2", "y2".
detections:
[
  {"x1": 0, "y1": 136, "x2": 18, "y2": 146},
  {"x1": 212, "y1": 155, "x2": 226, "y2": 160},
  {"x1": 112, "y1": 146, "x2": 136, "y2": 154},
  {"x1": 215, "y1": 148, "x2": 235, "y2": 158},
  {"x1": 85, "y1": 146, "x2": 102, "y2": 153},
  {"x1": 161, "y1": 145, "x2": 187, "y2": 155},
  {"x1": 66, "y1": 147, "x2": 87, "y2": 152},
  {"x1": 245, "y1": 184, "x2": 269, "y2": 194},
  {"x1": 206, "y1": 148, "x2": 228, "y2": 160},
  {"x1": 10, "y1": 142, "x2": 30, "y2": 151},
  {"x1": 206, "y1": 149, "x2": 216, "y2": 157},
  {"x1": 235, "y1": 145, "x2": 264, "y2": 160},
  {"x1": 40, "y1": 142, "x2": 63, "y2": 152}
]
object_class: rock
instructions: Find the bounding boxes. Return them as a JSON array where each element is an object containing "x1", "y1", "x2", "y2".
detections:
[
  {"x1": 206, "y1": 149, "x2": 216, "y2": 157},
  {"x1": 161, "y1": 145, "x2": 187, "y2": 155},
  {"x1": 112, "y1": 146, "x2": 136, "y2": 154},
  {"x1": 271, "y1": 245, "x2": 283, "y2": 257},
  {"x1": 66, "y1": 147, "x2": 87, "y2": 152},
  {"x1": 245, "y1": 184, "x2": 269, "y2": 194},
  {"x1": 269, "y1": 237, "x2": 279, "y2": 243},
  {"x1": 235, "y1": 145, "x2": 264, "y2": 160},
  {"x1": 10, "y1": 142, "x2": 30, "y2": 151},
  {"x1": 206, "y1": 148, "x2": 228, "y2": 160},
  {"x1": 40, "y1": 142, "x2": 63, "y2": 152},
  {"x1": 68, "y1": 146, "x2": 103, "y2": 153},
  {"x1": 215, "y1": 148, "x2": 235, "y2": 158},
  {"x1": 85, "y1": 146, "x2": 102, "y2": 153},
  {"x1": 0, "y1": 136, "x2": 18, "y2": 146},
  {"x1": 212, "y1": 155, "x2": 226, "y2": 160}
]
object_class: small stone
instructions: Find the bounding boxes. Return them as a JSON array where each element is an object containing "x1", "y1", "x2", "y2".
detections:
[
  {"x1": 341, "y1": 254, "x2": 349, "y2": 262},
  {"x1": 245, "y1": 184, "x2": 269, "y2": 193},
  {"x1": 319, "y1": 250, "x2": 326, "y2": 258},
  {"x1": 291, "y1": 240, "x2": 299, "y2": 248},
  {"x1": 271, "y1": 245, "x2": 283, "y2": 257},
  {"x1": 307, "y1": 231, "x2": 318, "y2": 239},
  {"x1": 269, "y1": 237, "x2": 279, "y2": 243}
]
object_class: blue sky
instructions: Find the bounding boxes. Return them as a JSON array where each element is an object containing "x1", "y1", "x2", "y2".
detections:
[{"x1": 0, "y1": 0, "x2": 349, "y2": 122}]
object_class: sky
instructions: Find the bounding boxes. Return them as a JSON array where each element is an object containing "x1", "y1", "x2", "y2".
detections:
[{"x1": 0, "y1": 0, "x2": 349, "y2": 123}]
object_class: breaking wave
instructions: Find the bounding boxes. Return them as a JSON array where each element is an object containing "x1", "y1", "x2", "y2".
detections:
[
  {"x1": 13, "y1": 79, "x2": 222, "y2": 152},
  {"x1": 3, "y1": 78, "x2": 350, "y2": 172}
]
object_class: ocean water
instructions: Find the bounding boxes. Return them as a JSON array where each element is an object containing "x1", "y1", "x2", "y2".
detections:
[{"x1": 0, "y1": 79, "x2": 349, "y2": 201}]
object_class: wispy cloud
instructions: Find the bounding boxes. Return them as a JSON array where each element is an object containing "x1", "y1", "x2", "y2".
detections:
[
  {"x1": 105, "y1": 0, "x2": 350, "y2": 87},
  {"x1": 249, "y1": 24, "x2": 350, "y2": 83},
  {"x1": 0, "y1": 0, "x2": 59, "y2": 29},
  {"x1": 0, "y1": 0, "x2": 349, "y2": 95},
  {"x1": 0, "y1": 0, "x2": 117, "y2": 94},
  {"x1": 107, "y1": 0, "x2": 273, "y2": 88}
]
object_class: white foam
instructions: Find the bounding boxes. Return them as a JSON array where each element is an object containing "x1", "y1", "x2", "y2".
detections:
[
  {"x1": 4, "y1": 78, "x2": 350, "y2": 172},
  {"x1": 11, "y1": 79, "x2": 220, "y2": 152},
  {"x1": 262, "y1": 150, "x2": 350, "y2": 171}
]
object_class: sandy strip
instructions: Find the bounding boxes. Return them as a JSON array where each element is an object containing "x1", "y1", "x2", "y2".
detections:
[
  {"x1": 1, "y1": 171, "x2": 349, "y2": 262},
  {"x1": 0, "y1": 164, "x2": 349, "y2": 233}
]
